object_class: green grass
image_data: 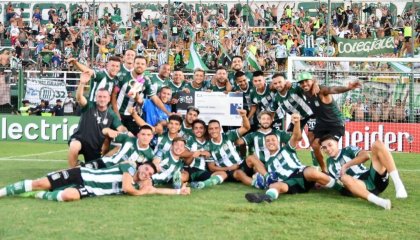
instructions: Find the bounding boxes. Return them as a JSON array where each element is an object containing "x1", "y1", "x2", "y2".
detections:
[{"x1": 0, "y1": 142, "x2": 419, "y2": 239}]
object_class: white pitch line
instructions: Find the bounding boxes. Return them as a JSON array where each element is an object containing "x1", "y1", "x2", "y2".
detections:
[
  {"x1": 2, "y1": 149, "x2": 67, "y2": 159},
  {"x1": 399, "y1": 169, "x2": 420, "y2": 172},
  {"x1": 0, "y1": 158, "x2": 66, "y2": 162}
]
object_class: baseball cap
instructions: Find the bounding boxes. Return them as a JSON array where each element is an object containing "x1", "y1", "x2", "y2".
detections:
[
  {"x1": 22, "y1": 100, "x2": 30, "y2": 104},
  {"x1": 297, "y1": 72, "x2": 313, "y2": 82},
  {"x1": 56, "y1": 99, "x2": 62, "y2": 103}
]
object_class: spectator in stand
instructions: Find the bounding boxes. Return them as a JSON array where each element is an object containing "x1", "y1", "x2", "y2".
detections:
[
  {"x1": 52, "y1": 99, "x2": 64, "y2": 116},
  {"x1": 64, "y1": 92, "x2": 76, "y2": 116}
]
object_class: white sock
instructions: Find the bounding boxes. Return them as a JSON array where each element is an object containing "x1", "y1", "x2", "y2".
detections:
[
  {"x1": 367, "y1": 193, "x2": 391, "y2": 209},
  {"x1": 389, "y1": 170, "x2": 407, "y2": 198},
  {"x1": 56, "y1": 191, "x2": 64, "y2": 202},
  {"x1": 266, "y1": 188, "x2": 279, "y2": 200},
  {"x1": 216, "y1": 175, "x2": 224, "y2": 184},
  {"x1": 0, "y1": 188, "x2": 6, "y2": 197},
  {"x1": 325, "y1": 177, "x2": 336, "y2": 188},
  {"x1": 24, "y1": 180, "x2": 33, "y2": 192}
]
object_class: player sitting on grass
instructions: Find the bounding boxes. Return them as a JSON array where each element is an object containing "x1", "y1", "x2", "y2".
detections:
[
  {"x1": 190, "y1": 109, "x2": 256, "y2": 189},
  {"x1": 245, "y1": 113, "x2": 340, "y2": 203},
  {"x1": 320, "y1": 135, "x2": 408, "y2": 210},
  {"x1": 0, "y1": 162, "x2": 190, "y2": 202}
]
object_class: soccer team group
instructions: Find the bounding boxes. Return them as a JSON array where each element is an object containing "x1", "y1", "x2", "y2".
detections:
[{"x1": 0, "y1": 50, "x2": 408, "y2": 209}]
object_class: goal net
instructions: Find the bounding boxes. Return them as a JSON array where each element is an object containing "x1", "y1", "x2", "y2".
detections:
[{"x1": 287, "y1": 56, "x2": 420, "y2": 153}]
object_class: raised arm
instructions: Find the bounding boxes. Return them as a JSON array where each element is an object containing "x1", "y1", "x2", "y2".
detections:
[
  {"x1": 237, "y1": 109, "x2": 251, "y2": 136},
  {"x1": 68, "y1": 57, "x2": 94, "y2": 75},
  {"x1": 289, "y1": 113, "x2": 302, "y2": 148},
  {"x1": 76, "y1": 71, "x2": 91, "y2": 107},
  {"x1": 319, "y1": 81, "x2": 362, "y2": 95}
]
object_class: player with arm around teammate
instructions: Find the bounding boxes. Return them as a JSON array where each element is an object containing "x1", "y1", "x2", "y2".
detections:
[
  {"x1": 320, "y1": 135, "x2": 408, "y2": 209},
  {"x1": 245, "y1": 113, "x2": 340, "y2": 203}
]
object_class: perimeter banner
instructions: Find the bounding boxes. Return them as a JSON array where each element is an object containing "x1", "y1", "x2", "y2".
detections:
[
  {"x1": 334, "y1": 36, "x2": 394, "y2": 57},
  {"x1": 0, "y1": 116, "x2": 79, "y2": 143},
  {"x1": 298, "y1": 122, "x2": 419, "y2": 152}
]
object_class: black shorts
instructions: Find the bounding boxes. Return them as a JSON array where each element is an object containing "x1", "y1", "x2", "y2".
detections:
[
  {"x1": 121, "y1": 115, "x2": 140, "y2": 135},
  {"x1": 284, "y1": 167, "x2": 315, "y2": 194},
  {"x1": 47, "y1": 168, "x2": 92, "y2": 198},
  {"x1": 47, "y1": 168, "x2": 84, "y2": 190},
  {"x1": 68, "y1": 137, "x2": 102, "y2": 162},
  {"x1": 359, "y1": 166, "x2": 389, "y2": 195},
  {"x1": 287, "y1": 117, "x2": 316, "y2": 132},
  {"x1": 313, "y1": 124, "x2": 345, "y2": 139},
  {"x1": 276, "y1": 58, "x2": 286, "y2": 66},
  {"x1": 225, "y1": 160, "x2": 254, "y2": 182},
  {"x1": 183, "y1": 166, "x2": 212, "y2": 182}
]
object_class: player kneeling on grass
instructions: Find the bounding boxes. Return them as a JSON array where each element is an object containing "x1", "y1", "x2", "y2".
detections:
[
  {"x1": 0, "y1": 162, "x2": 190, "y2": 202},
  {"x1": 320, "y1": 135, "x2": 408, "y2": 210},
  {"x1": 245, "y1": 114, "x2": 340, "y2": 203}
]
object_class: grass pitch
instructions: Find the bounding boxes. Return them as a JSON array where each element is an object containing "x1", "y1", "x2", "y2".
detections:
[{"x1": 0, "y1": 142, "x2": 419, "y2": 240}]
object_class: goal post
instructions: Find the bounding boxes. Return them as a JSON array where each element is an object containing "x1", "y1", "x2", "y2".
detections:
[{"x1": 287, "y1": 56, "x2": 420, "y2": 153}]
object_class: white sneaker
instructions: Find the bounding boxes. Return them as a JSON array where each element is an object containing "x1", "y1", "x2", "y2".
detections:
[
  {"x1": 384, "y1": 199, "x2": 392, "y2": 210},
  {"x1": 396, "y1": 187, "x2": 408, "y2": 199}
]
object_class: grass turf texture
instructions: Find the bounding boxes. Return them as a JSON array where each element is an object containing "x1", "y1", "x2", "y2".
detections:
[{"x1": 0, "y1": 142, "x2": 419, "y2": 239}]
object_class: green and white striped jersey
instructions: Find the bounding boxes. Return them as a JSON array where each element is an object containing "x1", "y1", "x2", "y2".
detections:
[
  {"x1": 89, "y1": 70, "x2": 118, "y2": 103},
  {"x1": 115, "y1": 72, "x2": 146, "y2": 116},
  {"x1": 242, "y1": 129, "x2": 291, "y2": 161},
  {"x1": 269, "y1": 83, "x2": 314, "y2": 119},
  {"x1": 233, "y1": 81, "x2": 252, "y2": 112},
  {"x1": 117, "y1": 63, "x2": 132, "y2": 82},
  {"x1": 327, "y1": 146, "x2": 368, "y2": 179},
  {"x1": 265, "y1": 143, "x2": 305, "y2": 180},
  {"x1": 179, "y1": 121, "x2": 193, "y2": 138},
  {"x1": 102, "y1": 134, "x2": 154, "y2": 167},
  {"x1": 152, "y1": 150, "x2": 184, "y2": 183},
  {"x1": 80, "y1": 163, "x2": 138, "y2": 196},
  {"x1": 250, "y1": 83, "x2": 276, "y2": 112},
  {"x1": 149, "y1": 74, "x2": 169, "y2": 96},
  {"x1": 154, "y1": 132, "x2": 178, "y2": 158},
  {"x1": 208, "y1": 129, "x2": 243, "y2": 167},
  {"x1": 186, "y1": 136, "x2": 210, "y2": 170}
]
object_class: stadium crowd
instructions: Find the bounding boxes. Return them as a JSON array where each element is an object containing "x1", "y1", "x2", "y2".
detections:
[{"x1": 0, "y1": 1, "x2": 419, "y2": 73}]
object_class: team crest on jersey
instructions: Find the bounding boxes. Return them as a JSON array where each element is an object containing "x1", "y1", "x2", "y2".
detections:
[
  {"x1": 136, "y1": 155, "x2": 145, "y2": 163},
  {"x1": 222, "y1": 144, "x2": 229, "y2": 151}
]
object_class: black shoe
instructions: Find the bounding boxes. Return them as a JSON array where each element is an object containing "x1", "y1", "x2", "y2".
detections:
[{"x1": 245, "y1": 193, "x2": 272, "y2": 203}]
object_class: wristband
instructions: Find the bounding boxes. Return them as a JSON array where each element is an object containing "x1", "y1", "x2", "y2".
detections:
[{"x1": 176, "y1": 189, "x2": 181, "y2": 195}]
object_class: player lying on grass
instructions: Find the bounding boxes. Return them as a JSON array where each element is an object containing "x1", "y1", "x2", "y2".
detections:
[
  {"x1": 320, "y1": 135, "x2": 408, "y2": 210},
  {"x1": 0, "y1": 162, "x2": 190, "y2": 202},
  {"x1": 245, "y1": 113, "x2": 340, "y2": 203}
]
